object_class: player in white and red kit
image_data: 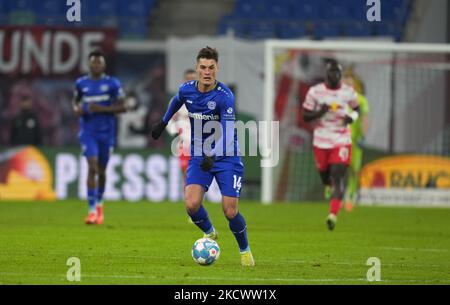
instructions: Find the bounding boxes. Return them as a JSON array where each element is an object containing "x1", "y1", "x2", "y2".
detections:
[
  {"x1": 303, "y1": 60, "x2": 359, "y2": 230},
  {"x1": 166, "y1": 69, "x2": 196, "y2": 185}
]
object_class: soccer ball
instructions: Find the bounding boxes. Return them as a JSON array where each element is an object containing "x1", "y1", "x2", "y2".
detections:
[{"x1": 191, "y1": 238, "x2": 220, "y2": 266}]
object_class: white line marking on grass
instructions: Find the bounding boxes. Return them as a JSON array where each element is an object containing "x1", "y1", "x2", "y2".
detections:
[
  {"x1": 381, "y1": 247, "x2": 449, "y2": 253},
  {"x1": 284, "y1": 259, "x2": 450, "y2": 268},
  {"x1": 1, "y1": 272, "x2": 450, "y2": 284},
  {"x1": 2, "y1": 250, "x2": 448, "y2": 269}
]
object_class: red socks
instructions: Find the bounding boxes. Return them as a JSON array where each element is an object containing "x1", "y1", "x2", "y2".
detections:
[{"x1": 330, "y1": 198, "x2": 341, "y2": 215}]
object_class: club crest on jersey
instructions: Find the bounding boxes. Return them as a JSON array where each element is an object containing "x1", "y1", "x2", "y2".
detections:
[
  {"x1": 227, "y1": 107, "x2": 233, "y2": 114},
  {"x1": 100, "y1": 84, "x2": 109, "y2": 92},
  {"x1": 207, "y1": 101, "x2": 216, "y2": 110}
]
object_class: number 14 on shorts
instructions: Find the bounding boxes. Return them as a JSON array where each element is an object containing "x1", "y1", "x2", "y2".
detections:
[{"x1": 233, "y1": 175, "x2": 242, "y2": 191}]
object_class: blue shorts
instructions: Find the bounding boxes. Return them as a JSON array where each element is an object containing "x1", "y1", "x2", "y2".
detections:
[
  {"x1": 79, "y1": 131, "x2": 114, "y2": 167},
  {"x1": 186, "y1": 157, "x2": 244, "y2": 198}
]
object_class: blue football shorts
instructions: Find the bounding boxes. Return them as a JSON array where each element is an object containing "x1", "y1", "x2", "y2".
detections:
[
  {"x1": 186, "y1": 157, "x2": 244, "y2": 198},
  {"x1": 79, "y1": 131, "x2": 114, "y2": 167}
]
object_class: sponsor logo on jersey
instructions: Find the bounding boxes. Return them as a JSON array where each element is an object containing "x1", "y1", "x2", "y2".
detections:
[
  {"x1": 100, "y1": 84, "x2": 109, "y2": 92},
  {"x1": 207, "y1": 101, "x2": 216, "y2": 110},
  {"x1": 330, "y1": 101, "x2": 343, "y2": 112},
  {"x1": 82, "y1": 87, "x2": 89, "y2": 92},
  {"x1": 227, "y1": 107, "x2": 233, "y2": 114},
  {"x1": 83, "y1": 94, "x2": 110, "y2": 103},
  {"x1": 188, "y1": 112, "x2": 219, "y2": 120}
]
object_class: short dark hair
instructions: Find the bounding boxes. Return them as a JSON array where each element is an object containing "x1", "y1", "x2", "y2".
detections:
[
  {"x1": 88, "y1": 50, "x2": 105, "y2": 60},
  {"x1": 326, "y1": 58, "x2": 342, "y2": 71},
  {"x1": 196, "y1": 46, "x2": 219, "y2": 62}
]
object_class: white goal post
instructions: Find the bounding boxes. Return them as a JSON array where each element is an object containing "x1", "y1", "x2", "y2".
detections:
[{"x1": 262, "y1": 40, "x2": 450, "y2": 204}]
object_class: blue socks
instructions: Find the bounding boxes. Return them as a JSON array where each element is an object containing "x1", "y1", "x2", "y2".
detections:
[
  {"x1": 228, "y1": 212, "x2": 249, "y2": 252},
  {"x1": 188, "y1": 206, "x2": 250, "y2": 252},
  {"x1": 188, "y1": 205, "x2": 213, "y2": 234},
  {"x1": 87, "y1": 188, "x2": 97, "y2": 213},
  {"x1": 97, "y1": 187, "x2": 105, "y2": 205}
]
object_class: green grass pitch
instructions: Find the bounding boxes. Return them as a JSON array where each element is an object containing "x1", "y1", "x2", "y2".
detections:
[{"x1": 0, "y1": 200, "x2": 449, "y2": 284}]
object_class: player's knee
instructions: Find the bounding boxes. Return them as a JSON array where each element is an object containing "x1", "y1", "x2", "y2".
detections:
[
  {"x1": 330, "y1": 165, "x2": 348, "y2": 198},
  {"x1": 222, "y1": 204, "x2": 238, "y2": 219},
  {"x1": 184, "y1": 195, "x2": 202, "y2": 214},
  {"x1": 87, "y1": 164, "x2": 98, "y2": 177},
  {"x1": 319, "y1": 170, "x2": 330, "y2": 186},
  {"x1": 97, "y1": 169, "x2": 106, "y2": 180}
]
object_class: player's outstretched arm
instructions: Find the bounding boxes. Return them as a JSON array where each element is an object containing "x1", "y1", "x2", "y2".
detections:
[
  {"x1": 303, "y1": 103, "x2": 330, "y2": 122},
  {"x1": 151, "y1": 94, "x2": 183, "y2": 139},
  {"x1": 151, "y1": 119, "x2": 167, "y2": 139}
]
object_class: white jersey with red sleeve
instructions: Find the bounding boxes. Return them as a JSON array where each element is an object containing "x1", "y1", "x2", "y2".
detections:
[{"x1": 303, "y1": 83, "x2": 358, "y2": 149}]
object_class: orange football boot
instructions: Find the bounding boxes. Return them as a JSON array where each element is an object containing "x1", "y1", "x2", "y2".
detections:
[{"x1": 85, "y1": 212, "x2": 97, "y2": 225}]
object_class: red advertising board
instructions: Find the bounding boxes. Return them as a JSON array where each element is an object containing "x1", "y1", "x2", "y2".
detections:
[{"x1": 0, "y1": 26, "x2": 117, "y2": 77}]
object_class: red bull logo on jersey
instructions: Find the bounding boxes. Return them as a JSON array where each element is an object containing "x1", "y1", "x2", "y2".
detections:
[
  {"x1": 360, "y1": 155, "x2": 450, "y2": 189},
  {"x1": 330, "y1": 101, "x2": 343, "y2": 112}
]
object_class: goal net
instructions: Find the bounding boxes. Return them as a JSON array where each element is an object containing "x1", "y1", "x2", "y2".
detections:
[{"x1": 262, "y1": 40, "x2": 450, "y2": 206}]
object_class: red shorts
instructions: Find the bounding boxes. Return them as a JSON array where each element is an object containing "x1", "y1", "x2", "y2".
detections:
[{"x1": 313, "y1": 145, "x2": 352, "y2": 172}]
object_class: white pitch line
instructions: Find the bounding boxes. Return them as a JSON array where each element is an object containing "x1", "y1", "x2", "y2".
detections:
[
  {"x1": 1, "y1": 250, "x2": 449, "y2": 269},
  {"x1": 1, "y1": 272, "x2": 449, "y2": 284},
  {"x1": 381, "y1": 247, "x2": 449, "y2": 253},
  {"x1": 284, "y1": 260, "x2": 450, "y2": 268}
]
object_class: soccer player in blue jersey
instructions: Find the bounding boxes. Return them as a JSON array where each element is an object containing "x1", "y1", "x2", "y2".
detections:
[
  {"x1": 72, "y1": 50, "x2": 129, "y2": 225},
  {"x1": 151, "y1": 47, "x2": 255, "y2": 266}
]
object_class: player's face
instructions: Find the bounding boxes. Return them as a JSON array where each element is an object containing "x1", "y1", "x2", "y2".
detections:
[
  {"x1": 196, "y1": 58, "x2": 218, "y2": 87},
  {"x1": 326, "y1": 65, "x2": 342, "y2": 88},
  {"x1": 89, "y1": 56, "x2": 105, "y2": 75}
]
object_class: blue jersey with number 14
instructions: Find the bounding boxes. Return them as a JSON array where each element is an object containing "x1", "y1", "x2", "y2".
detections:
[{"x1": 163, "y1": 80, "x2": 241, "y2": 162}]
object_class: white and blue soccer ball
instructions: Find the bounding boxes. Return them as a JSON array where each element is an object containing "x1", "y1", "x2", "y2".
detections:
[{"x1": 191, "y1": 238, "x2": 220, "y2": 266}]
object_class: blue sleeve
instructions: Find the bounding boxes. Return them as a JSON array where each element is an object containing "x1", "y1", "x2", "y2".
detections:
[
  {"x1": 74, "y1": 79, "x2": 83, "y2": 101},
  {"x1": 212, "y1": 93, "x2": 236, "y2": 157},
  {"x1": 111, "y1": 78, "x2": 125, "y2": 100},
  {"x1": 162, "y1": 93, "x2": 184, "y2": 124}
]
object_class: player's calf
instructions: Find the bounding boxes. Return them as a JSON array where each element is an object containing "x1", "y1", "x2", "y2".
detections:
[
  {"x1": 329, "y1": 164, "x2": 348, "y2": 210},
  {"x1": 326, "y1": 164, "x2": 348, "y2": 230}
]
